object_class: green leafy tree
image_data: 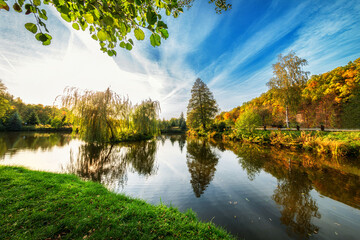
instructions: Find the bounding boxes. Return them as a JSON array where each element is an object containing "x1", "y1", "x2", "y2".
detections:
[
  {"x1": 6, "y1": 111, "x2": 22, "y2": 131},
  {"x1": 0, "y1": 80, "x2": 10, "y2": 120},
  {"x1": 179, "y1": 112, "x2": 187, "y2": 130},
  {"x1": 267, "y1": 52, "x2": 309, "y2": 128},
  {"x1": 26, "y1": 110, "x2": 40, "y2": 125},
  {"x1": 132, "y1": 99, "x2": 160, "y2": 136},
  {"x1": 235, "y1": 109, "x2": 261, "y2": 132},
  {"x1": 61, "y1": 87, "x2": 131, "y2": 142},
  {"x1": 187, "y1": 78, "x2": 219, "y2": 130},
  {"x1": 50, "y1": 117, "x2": 63, "y2": 129}
]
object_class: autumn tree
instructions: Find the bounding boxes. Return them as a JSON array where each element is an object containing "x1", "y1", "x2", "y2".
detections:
[
  {"x1": 187, "y1": 78, "x2": 219, "y2": 130},
  {"x1": 267, "y1": 52, "x2": 309, "y2": 128}
]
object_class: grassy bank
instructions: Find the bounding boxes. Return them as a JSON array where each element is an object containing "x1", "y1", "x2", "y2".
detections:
[
  {"x1": 224, "y1": 130, "x2": 360, "y2": 158},
  {"x1": 0, "y1": 166, "x2": 233, "y2": 240}
]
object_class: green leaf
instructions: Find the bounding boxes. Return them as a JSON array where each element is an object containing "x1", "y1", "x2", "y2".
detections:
[
  {"x1": 13, "y1": 3, "x2": 22, "y2": 12},
  {"x1": 165, "y1": 9, "x2": 171, "y2": 16},
  {"x1": 33, "y1": 0, "x2": 41, "y2": 6},
  {"x1": 104, "y1": 16, "x2": 114, "y2": 26},
  {"x1": 128, "y1": 39, "x2": 134, "y2": 45},
  {"x1": 83, "y1": 13, "x2": 94, "y2": 24},
  {"x1": 119, "y1": 22, "x2": 127, "y2": 36},
  {"x1": 146, "y1": 8, "x2": 157, "y2": 25},
  {"x1": 125, "y1": 43, "x2": 133, "y2": 51},
  {"x1": 25, "y1": 23, "x2": 38, "y2": 34},
  {"x1": 97, "y1": 30, "x2": 107, "y2": 41},
  {"x1": 35, "y1": 33, "x2": 51, "y2": 42},
  {"x1": 157, "y1": 21, "x2": 167, "y2": 29},
  {"x1": 135, "y1": 0, "x2": 143, "y2": 5},
  {"x1": 150, "y1": 33, "x2": 161, "y2": 47},
  {"x1": 42, "y1": 39, "x2": 51, "y2": 46},
  {"x1": 61, "y1": 13, "x2": 71, "y2": 22},
  {"x1": 120, "y1": 42, "x2": 126, "y2": 48},
  {"x1": 91, "y1": 34, "x2": 98, "y2": 41},
  {"x1": 0, "y1": 1, "x2": 10, "y2": 11},
  {"x1": 134, "y1": 28, "x2": 145, "y2": 41},
  {"x1": 159, "y1": 29, "x2": 169, "y2": 39},
  {"x1": 72, "y1": 23, "x2": 80, "y2": 30}
]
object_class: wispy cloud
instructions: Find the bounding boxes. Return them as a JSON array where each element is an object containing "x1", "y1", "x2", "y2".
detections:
[{"x1": 0, "y1": 0, "x2": 359, "y2": 117}]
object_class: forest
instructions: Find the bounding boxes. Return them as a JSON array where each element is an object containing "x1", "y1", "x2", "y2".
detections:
[{"x1": 215, "y1": 57, "x2": 360, "y2": 129}]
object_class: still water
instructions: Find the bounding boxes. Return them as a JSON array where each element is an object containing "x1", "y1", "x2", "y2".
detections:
[{"x1": 1, "y1": 132, "x2": 360, "y2": 239}]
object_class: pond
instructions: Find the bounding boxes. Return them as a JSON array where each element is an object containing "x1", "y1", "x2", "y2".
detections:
[{"x1": 1, "y1": 132, "x2": 360, "y2": 239}]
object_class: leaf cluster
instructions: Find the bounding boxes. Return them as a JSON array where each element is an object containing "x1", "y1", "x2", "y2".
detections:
[{"x1": 1, "y1": 0, "x2": 183, "y2": 55}]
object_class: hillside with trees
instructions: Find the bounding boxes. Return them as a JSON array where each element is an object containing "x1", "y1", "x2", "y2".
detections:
[{"x1": 216, "y1": 56, "x2": 360, "y2": 129}]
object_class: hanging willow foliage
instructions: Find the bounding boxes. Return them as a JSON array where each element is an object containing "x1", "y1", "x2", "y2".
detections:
[
  {"x1": 60, "y1": 87, "x2": 160, "y2": 143},
  {"x1": 132, "y1": 99, "x2": 161, "y2": 136}
]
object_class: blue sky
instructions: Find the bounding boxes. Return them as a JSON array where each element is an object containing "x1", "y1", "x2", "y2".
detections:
[{"x1": 0, "y1": 0, "x2": 359, "y2": 118}]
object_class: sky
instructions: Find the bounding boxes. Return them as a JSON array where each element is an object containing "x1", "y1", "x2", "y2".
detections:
[{"x1": 0, "y1": 0, "x2": 360, "y2": 118}]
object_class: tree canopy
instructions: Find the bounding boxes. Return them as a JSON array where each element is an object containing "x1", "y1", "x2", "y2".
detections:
[
  {"x1": 0, "y1": 0, "x2": 231, "y2": 56},
  {"x1": 187, "y1": 78, "x2": 218, "y2": 130},
  {"x1": 267, "y1": 52, "x2": 309, "y2": 128},
  {"x1": 216, "y1": 56, "x2": 360, "y2": 129}
]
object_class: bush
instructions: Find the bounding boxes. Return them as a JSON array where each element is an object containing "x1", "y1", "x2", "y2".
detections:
[{"x1": 235, "y1": 109, "x2": 261, "y2": 132}]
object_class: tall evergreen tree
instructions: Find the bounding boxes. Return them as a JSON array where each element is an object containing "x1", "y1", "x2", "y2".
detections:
[
  {"x1": 26, "y1": 111, "x2": 40, "y2": 125},
  {"x1": 187, "y1": 78, "x2": 219, "y2": 130}
]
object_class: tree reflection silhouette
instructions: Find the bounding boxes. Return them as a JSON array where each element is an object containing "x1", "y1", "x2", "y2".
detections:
[
  {"x1": 186, "y1": 139, "x2": 219, "y2": 198},
  {"x1": 218, "y1": 141, "x2": 322, "y2": 238},
  {"x1": 65, "y1": 140, "x2": 158, "y2": 189},
  {"x1": 66, "y1": 144, "x2": 128, "y2": 189},
  {"x1": 0, "y1": 132, "x2": 71, "y2": 158},
  {"x1": 272, "y1": 166, "x2": 321, "y2": 239},
  {"x1": 123, "y1": 140, "x2": 158, "y2": 176}
]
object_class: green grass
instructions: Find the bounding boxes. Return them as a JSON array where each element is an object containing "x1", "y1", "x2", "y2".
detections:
[{"x1": 0, "y1": 166, "x2": 233, "y2": 240}]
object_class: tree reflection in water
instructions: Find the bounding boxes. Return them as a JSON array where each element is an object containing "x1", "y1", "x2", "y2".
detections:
[
  {"x1": 64, "y1": 140, "x2": 158, "y2": 189},
  {"x1": 213, "y1": 141, "x2": 322, "y2": 239},
  {"x1": 186, "y1": 139, "x2": 219, "y2": 198},
  {"x1": 272, "y1": 166, "x2": 321, "y2": 239},
  {"x1": 123, "y1": 140, "x2": 158, "y2": 176},
  {"x1": 0, "y1": 132, "x2": 71, "y2": 157}
]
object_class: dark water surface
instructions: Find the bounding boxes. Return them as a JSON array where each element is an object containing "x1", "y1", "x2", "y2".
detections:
[{"x1": 1, "y1": 132, "x2": 360, "y2": 239}]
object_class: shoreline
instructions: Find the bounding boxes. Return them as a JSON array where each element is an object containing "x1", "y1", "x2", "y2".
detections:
[{"x1": 0, "y1": 166, "x2": 234, "y2": 240}]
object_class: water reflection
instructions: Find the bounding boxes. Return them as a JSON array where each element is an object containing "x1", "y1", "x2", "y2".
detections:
[
  {"x1": 0, "y1": 132, "x2": 71, "y2": 157},
  {"x1": 272, "y1": 168, "x2": 320, "y2": 239},
  {"x1": 1, "y1": 133, "x2": 360, "y2": 239},
  {"x1": 63, "y1": 140, "x2": 158, "y2": 189},
  {"x1": 186, "y1": 139, "x2": 219, "y2": 197},
  {"x1": 212, "y1": 140, "x2": 360, "y2": 239}
]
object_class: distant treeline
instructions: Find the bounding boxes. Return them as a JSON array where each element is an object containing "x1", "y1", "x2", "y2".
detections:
[
  {"x1": 216, "y1": 57, "x2": 360, "y2": 129},
  {"x1": 0, "y1": 81, "x2": 71, "y2": 131}
]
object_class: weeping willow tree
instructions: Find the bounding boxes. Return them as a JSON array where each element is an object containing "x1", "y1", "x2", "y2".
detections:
[
  {"x1": 61, "y1": 87, "x2": 131, "y2": 143},
  {"x1": 60, "y1": 87, "x2": 161, "y2": 143},
  {"x1": 131, "y1": 99, "x2": 161, "y2": 136}
]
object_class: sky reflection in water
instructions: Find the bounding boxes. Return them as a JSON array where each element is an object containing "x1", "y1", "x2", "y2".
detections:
[{"x1": 1, "y1": 132, "x2": 360, "y2": 239}]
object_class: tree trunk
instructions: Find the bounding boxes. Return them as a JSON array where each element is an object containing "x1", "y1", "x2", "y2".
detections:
[{"x1": 286, "y1": 105, "x2": 290, "y2": 128}]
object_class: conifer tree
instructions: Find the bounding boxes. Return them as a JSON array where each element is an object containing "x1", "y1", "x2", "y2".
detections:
[{"x1": 187, "y1": 78, "x2": 219, "y2": 130}]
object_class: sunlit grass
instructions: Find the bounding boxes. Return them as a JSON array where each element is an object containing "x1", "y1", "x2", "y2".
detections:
[{"x1": 0, "y1": 166, "x2": 234, "y2": 240}]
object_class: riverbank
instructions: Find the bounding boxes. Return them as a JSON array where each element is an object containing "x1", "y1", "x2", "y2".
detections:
[
  {"x1": 0, "y1": 166, "x2": 233, "y2": 240},
  {"x1": 226, "y1": 130, "x2": 360, "y2": 158},
  {"x1": 189, "y1": 130, "x2": 360, "y2": 158}
]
